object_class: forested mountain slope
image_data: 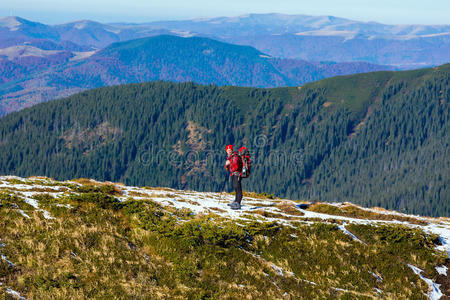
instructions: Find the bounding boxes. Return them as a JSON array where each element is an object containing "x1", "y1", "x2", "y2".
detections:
[{"x1": 0, "y1": 64, "x2": 448, "y2": 216}]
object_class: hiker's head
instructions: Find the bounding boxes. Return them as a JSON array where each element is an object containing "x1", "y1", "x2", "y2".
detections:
[{"x1": 225, "y1": 144, "x2": 233, "y2": 155}]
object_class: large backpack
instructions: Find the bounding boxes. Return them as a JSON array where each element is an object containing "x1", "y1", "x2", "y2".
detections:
[{"x1": 238, "y1": 146, "x2": 251, "y2": 178}]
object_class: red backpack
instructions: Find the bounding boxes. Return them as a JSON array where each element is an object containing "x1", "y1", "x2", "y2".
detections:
[{"x1": 238, "y1": 146, "x2": 251, "y2": 178}]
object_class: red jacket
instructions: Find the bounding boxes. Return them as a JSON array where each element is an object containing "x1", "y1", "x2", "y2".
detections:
[{"x1": 225, "y1": 151, "x2": 242, "y2": 175}]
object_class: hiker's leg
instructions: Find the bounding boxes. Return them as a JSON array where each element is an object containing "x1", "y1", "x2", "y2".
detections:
[
  {"x1": 230, "y1": 175, "x2": 237, "y2": 204},
  {"x1": 235, "y1": 175, "x2": 242, "y2": 205},
  {"x1": 232, "y1": 175, "x2": 239, "y2": 203}
]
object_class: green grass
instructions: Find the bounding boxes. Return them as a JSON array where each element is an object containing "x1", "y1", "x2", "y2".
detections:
[
  {"x1": 300, "y1": 64, "x2": 448, "y2": 121},
  {"x1": 302, "y1": 71, "x2": 394, "y2": 118},
  {"x1": 346, "y1": 224, "x2": 445, "y2": 276}
]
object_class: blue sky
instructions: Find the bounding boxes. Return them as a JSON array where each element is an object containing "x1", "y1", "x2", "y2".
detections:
[{"x1": 1, "y1": 0, "x2": 449, "y2": 25}]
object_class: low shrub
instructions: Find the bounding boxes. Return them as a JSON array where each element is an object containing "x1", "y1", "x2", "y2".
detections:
[
  {"x1": 0, "y1": 192, "x2": 35, "y2": 210},
  {"x1": 68, "y1": 192, "x2": 123, "y2": 211},
  {"x1": 74, "y1": 184, "x2": 117, "y2": 195}
]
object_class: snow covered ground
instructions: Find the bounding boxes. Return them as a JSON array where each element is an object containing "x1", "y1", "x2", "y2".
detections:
[
  {"x1": 119, "y1": 182, "x2": 450, "y2": 264},
  {"x1": 1, "y1": 175, "x2": 449, "y2": 258}
]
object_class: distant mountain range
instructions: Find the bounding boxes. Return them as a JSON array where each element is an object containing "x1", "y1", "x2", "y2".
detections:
[
  {"x1": 141, "y1": 14, "x2": 450, "y2": 68},
  {"x1": 0, "y1": 13, "x2": 448, "y2": 115},
  {"x1": 0, "y1": 35, "x2": 394, "y2": 116},
  {"x1": 146, "y1": 13, "x2": 450, "y2": 39},
  {"x1": 1, "y1": 14, "x2": 449, "y2": 67}
]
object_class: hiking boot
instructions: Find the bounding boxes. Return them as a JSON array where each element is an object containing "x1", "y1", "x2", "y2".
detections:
[
  {"x1": 227, "y1": 201, "x2": 236, "y2": 207},
  {"x1": 230, "y1": 202, "x2": 241, "y2": 210}
]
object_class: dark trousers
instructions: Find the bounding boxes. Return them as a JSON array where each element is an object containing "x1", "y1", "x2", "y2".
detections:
[{"x1": 231, "y1": 174, "x2": 242, "y2": 204}]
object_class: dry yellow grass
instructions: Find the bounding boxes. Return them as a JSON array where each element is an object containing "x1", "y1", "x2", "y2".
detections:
[
  {"x1": 209, "y1": 207, "x2": 227, "y2": 213},
  {"x1": 251, "y1": 209, "x2": 296, "y2": 220},
  {"x1": 275, "y1": 201, "x2": 305, "y2": 216},
  {"x1": 308, "y1": 203, "x2": 428, "y2": 225},
  {"x1": 127, "y1": 191, "x2": 150, "y2": 197},
  {"x1": 27, "y1": 176, "x2": 55, "y2": 181}
]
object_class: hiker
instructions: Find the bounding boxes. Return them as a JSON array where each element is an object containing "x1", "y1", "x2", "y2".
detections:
[{"x1": 225, "y1": 144, "x2": 243, "y2": 210}]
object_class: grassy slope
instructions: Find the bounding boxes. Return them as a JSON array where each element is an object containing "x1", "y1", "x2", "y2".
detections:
[
  {"x1": 302, "y1": 64, "x2": 448, "y2": 116},
  {"x1": 1, "y1": 176, "x2": 448, "y2": 299}
]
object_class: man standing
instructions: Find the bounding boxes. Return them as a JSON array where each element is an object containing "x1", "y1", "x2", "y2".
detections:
[{"x1": 225, "y1": 144, "x2": 243, "y2": 210}]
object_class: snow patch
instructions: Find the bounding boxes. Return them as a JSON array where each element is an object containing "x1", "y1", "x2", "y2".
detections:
[
  {"x1": 0, "y1": 175, "x2": 24, "y2": 180},
  {"x1": 170, "y1": 30, "x2": 195, "y2": 37},
  {"x1": 303, "y1": 279, "x2": 317, "y2": 285},
  {"x1": 423, "y1": 223, "x2": 450, "y2": 258},
  {"x1": 0, "y1": 239, "x2": 15, "y2": 267},
  {"x1": 55, "y1": 203, "x2": 73, "y2": 209},
  {"x1": 41, "y1": 209, "x2": 55, "y2": 220},
  {"x1": 1, "y1": 255, "x2": 15, "y2": 267},
  {"x1": 369, "y1": 271, "x2": 383, "y2": 282},
  {"x1": 436, "y1": 265, "x2": 448, "y2": 276},
  {"x1": 271, "y1": 264, "x2": 284, "y2": 276},
  {"x1": 23, "y1": 197, "x2": 39, "y2": 209},
  {"x1": 351, "y1": 203, "x2": 429, "y2": 223},
  {"x1": 298, "y1": 207, "x2": 371, "y2": 224},
  {"x1": 6, "y1": 288, "x2": 27, "y2": 300},
  {"x1": 373, "y1": 287, "x2": 383, "y2": 294},
  {"x1": 332, "y1": 286, "x2": 351, "y2": 293},
  {"x1": 22, "y1": 196, "x2": 55, "y2": 220},
  {"x1": 338, "y1": 223, "x2": 366, "y2": 244},
  {"x1": 0, "y1": 182, "x2": 64, "y2": 192},
  {"x1": 408, "y1": 264, "x2": 443, "y2": 300},
  {"x1": 19, "y1": 210, "x2": 30, "y2": 218}
]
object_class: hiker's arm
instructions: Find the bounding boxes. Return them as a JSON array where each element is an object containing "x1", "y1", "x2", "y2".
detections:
[{"x1": 225, "y1": 160, "x2": 230, "y2": 170}]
